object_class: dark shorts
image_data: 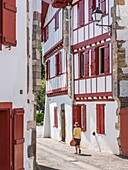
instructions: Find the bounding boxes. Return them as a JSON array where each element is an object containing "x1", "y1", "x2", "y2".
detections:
[{"x1": 74, "y1": 138, "x2": 81, "y2": 146}]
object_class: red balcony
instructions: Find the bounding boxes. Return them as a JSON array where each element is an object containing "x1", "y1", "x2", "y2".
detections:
[{"x1": 52, "y1": 0, "x2": 72, "y2": 8}]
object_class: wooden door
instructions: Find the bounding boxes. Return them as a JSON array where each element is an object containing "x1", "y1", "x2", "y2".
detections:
[
  {"x1": 61, "y1": 111, "x2": 65, "y2": 142},
  {"x1": 120, "y1": 108, "x2": 128, "y2": 157},
  {"x1": 0, "y1": 103, "x2": 12, "y2": 170},
  {"x1": 14, "y1": 108, "x2": 25, "y2": 170}
]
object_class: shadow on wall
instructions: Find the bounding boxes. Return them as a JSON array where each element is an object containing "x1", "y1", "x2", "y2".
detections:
[{"x1": 38, "y1": 165, "x2": 59, "y2": 170}]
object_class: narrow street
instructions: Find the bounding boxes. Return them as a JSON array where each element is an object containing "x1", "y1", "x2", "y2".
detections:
[{"x1": 36, "y1": 137, "x2": 128, "y2": 170}]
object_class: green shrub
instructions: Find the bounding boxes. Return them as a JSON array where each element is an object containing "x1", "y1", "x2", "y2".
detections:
[{"x1": 36, "y1": 113, "x2": 44, "y2": 125}]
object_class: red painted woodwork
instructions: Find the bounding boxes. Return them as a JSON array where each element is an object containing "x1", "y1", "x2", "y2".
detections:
[
  {"x1": 55, "y1": 11, "x2": 59, "y2": 31},
  {"x1": 81, "y1": 105, "x2": 86, "y2": 132},
  {"x1": 14, "y1": 108, "x2": 24, "y2": 170},
  {"x1": 120, "y1": 108, "x2": 128, "y2": 157},
  {"x1": 96, "y1": 104, "x2": 105, "y2": 134},
  {"x1": 54, "y1": 107, "x2": 58, "y2": 128},
  {"x1": 46, "y1": 60, "x2": 50, "y2": 80},
  {"x1": 47, "y1": 87, "x2": 68, "y2": 97},
  {"x1": 43, "y1": 25, "x2": 49, "y2": 42},
  {"x1": 91, "y1": 47, "x2": 98, "y2": 76},
  {"x1": 77, "y1": 0, "x2": 84, "y2": 27},
  {"x1": 73, "y1": 105, "x2": 78, "y2": 126},
  {"x1": 52, "y1": 0, "x2": 72, "y2": 8},
  {"x1": 0, "y1": 1, "x2": 2, "y2": 50},
  {"x1": 104, "y1": 42, "x2": 110, "y2": 74},
  {"x1": 89, "y1": 0, "x2": 96, "y2": 21},
  {"x1": 59, "y1": 52, "x2": 62, "y2": 75},
  {"x1": 2, "y1": 0, "x2": 17, "y2": 46},
  {"x1": 85, "y1": 50, "x2": 89, "y2": 77},
  {"x1": 0, "y1": 102, "x2": 12, "y2": 170},
  {"x1": 101, "y1": 0, "x2": 106, "y2": 15}
]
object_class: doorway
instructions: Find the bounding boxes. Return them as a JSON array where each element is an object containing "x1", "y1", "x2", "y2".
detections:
[{"x1": 61, "y1": 104, "x2": 65, "y2": 142}]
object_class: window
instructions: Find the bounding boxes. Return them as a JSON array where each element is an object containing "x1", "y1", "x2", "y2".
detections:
[
  {"x1": 54, "y1": 107, "x2": 58, "y2": 128},
  {"x1": 80, "y1": 52, "x2": 85, "y2": 77},
  {"x1": 46, "y1": 60, "x2": 50, "y2": 80},
  {"x1": 77, "y1": 0, "x2": 84, "y2": 27},
  {"x1": 43, "y1": 25, "x2": 49, "y2": 42},
  {"x1": 55, "y1": 52, "x2": 62, "y2": 76},
  {"x1": 91, "y1": 42, "x2": 110, "y2": 76},
  {"x1": 0, "y1": 0, "x2": 17, "y2": 49},
  {"x1": 55, "y1": 11, "x2": 59, "y2": 31},
  {"x1": 100, "y1": 0, "x2": 106, "y2": 15},
  {"x1": 73, "y1": 104, "x2": 86, "y2": 132},
  {"x1": 89, "y1": 0, "x2": 96, "y2": 22},
  {"x1": 96, "y1": 104, "x2": 105, "y2": 134}
]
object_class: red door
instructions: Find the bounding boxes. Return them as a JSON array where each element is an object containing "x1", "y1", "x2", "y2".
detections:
[
  {"x1": 0, "y1": 103, "x2": 12, "y2": 170},
  {"x1": 120, "y1": 108, "x2": 128, "y2": 157},
  {"x1": 14, "y1": 108, "x2": 25, "y2": 170}
]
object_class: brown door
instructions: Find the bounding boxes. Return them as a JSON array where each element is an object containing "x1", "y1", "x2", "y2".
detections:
[
  {"x1": 120, "y1": 108, "x2": 128, "y2": 157},
  {"x1": 61, "y1": 111, "x2": 65, "y2": 142},
  {"x1": 0, "y1": 103, "x2": 12, "y2": 170}
]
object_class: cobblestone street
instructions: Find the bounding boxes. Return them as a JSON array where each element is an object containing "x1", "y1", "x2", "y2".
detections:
[{"x1": 37, "y1": 138, "x2": 128, "y2": 170}]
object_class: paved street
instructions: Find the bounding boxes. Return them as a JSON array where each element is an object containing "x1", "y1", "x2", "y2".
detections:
[{"x1": 37, "y1": 138, "x2": 128, "y2": 170}]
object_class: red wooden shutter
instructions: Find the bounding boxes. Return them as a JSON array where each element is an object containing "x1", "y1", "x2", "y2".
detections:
[
  {"x1": 96, "y1": 104, "x2": 105, "y2": 134},
  {"x1": 85, "y1": 50, "x2": 89, "y2": 77},
  {"x1": 91, "y1": 47, "x2": 97, "y2": 76},
  {"x1": 54, "y1": 107, "x2": 58, "y2": 128},
  {"x1": 104, "y1": 42, "x2": 110, "y2": 74},
  {"x1": 73, "y1": 105, "x2": 78, "y2": 126},
  {"x1": 46, "y1": 60, "x2": 50, "y2": 80},
  {"x1": 0, "y1": 1, "x2": 2, "y2": 49},
  {"x1": 89, "y1": 0, "x2": 96, "y2": 22},
  {"x1": 77, "y1": 105, "x2": 81, "y2": 127},
  {"x1": 59, "y1": 52, "x2": 62, "y2": 74},
  {"x1": 101, "y1": 0, "x2": 106, "y2": 15},
  {"x1": 96, "y1": 104, "x2": 100, "y2": 134},
  {"x1": 79, "y1": 0, "x2": 84, "y2": 26},
  {"x1": 2, "y1": 0, "x2": 17, "y2": 46},
  {"x1": 55, "y1": 11, "x2": 59, "y2": 31},
  {"x1": 82, "y1": 105, "x2": 86, "y2": 132},
  {"x1": 14, "y1": 108, "x2": 25, "y2": 170}
]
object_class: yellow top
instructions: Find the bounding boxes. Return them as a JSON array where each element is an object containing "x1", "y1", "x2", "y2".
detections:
[{"x1": 73, "y1": 127, "x2": 81, "y2": 138}]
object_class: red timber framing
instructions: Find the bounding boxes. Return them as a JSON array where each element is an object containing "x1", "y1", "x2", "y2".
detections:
[
  {"x1": 2, "y1": 0, "x2": 17, "y2": 46},
  {"x1": 47, "y1": 87, "x2": 68, "y2": 97},
  {"x1": 0, "y1": 102, "x2": 12, "y2": 170},
  {"x1": 14, "y1": 108, "x2": 25, "y2": 170},
  {"x1": 0, "y1": 1, "x2": 2, "y2": 49},
  {"x1": 52, "y1": 0, "x2": 73, "y2": 8},
  {"x1": 73, "y1": 104, "x2": 86, "y2": 132}
]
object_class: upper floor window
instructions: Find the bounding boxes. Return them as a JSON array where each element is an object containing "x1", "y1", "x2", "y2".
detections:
[
  {"x1": 55, "y1": 11, "x2": 59, "y2": 31},
  {"x1": 100, "y1": 0, "x2": 106, "y2": 15},
  {"x1": 91, "y1": 42, "x2": 110, "y2": 76},
  {"x1": 55, "y1": 52, "x2": 62, "y2": 76},
  {"x1": 89, "y1": 0, "x2": 96, "y2": 22},
  {"x1": 77, "y1": 0, "x2": 84, "y2": 27},
  {"x1": 46, "y1": 60, "x2": 50, "y2": 80},
  {"x1": 43, "y1": 25, "x2": 49, "y2": 42},
  {"x1": 0, "y1": 0, "x2": 17, "y2": 50},
  {"x1": 79, "y1": 52, "x2": 85, "y2": 77}
]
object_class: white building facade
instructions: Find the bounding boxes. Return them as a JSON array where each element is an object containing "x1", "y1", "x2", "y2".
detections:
[
  {"x1": 42, "y1": 0, "x2": 128, "y2": 157},
  {"x1": 0, "y1": 0, "x2": 42, "y2": 169}
]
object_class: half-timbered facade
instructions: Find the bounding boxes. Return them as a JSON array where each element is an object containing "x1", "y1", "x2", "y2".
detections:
[
  {"x1": 0, "y1": 0, "x2": 41, "y2": 169},
  {"x1": 43, "y1": 0, "x2": 128, "y2": 156}
]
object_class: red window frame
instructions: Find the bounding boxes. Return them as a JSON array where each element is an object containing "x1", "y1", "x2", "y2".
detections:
[
  {"x1": 43, "y1": 25, "x2": 49, "y2": 42},
  {"x1": 100, "y1": 0, "x2": 106, "y2": 15},
  {"x1": 89, "y1": 0, "x2": 96, "y2": 22},
  {"x1": 55, "y1": 11, "x2": 59, "y2": 31},
  {"x1": 96, "y1": 104, "x2": 105, "y2": 134},
  {"x1": 46, "y1": 60, "x2": 50, "y2": 80},
  {"x1": 73, "y1": 104, "x2": 86, "y2": 132},
  {"x1": 54, "y1": 106, "x2": 58, "y2": 128}
]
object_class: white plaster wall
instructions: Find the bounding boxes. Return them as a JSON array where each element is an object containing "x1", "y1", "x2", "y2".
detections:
[
  {"x1": 44, "y1": 95, "x2": 73, "y2": 143},
  {"x1": 79, "y1": 101, "x2": 119, "y2": 154},
  {"x1": 0, "y1": 0, "x2": 41, "y2": 169}
]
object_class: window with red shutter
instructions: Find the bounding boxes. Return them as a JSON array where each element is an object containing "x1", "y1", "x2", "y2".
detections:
[
  {"x1": 77, "y1": 0, "x2": 85, "y2": 27},
  {"x1": 81, "y1": 105, "x2": 86, "y2": 132},
  {"x1": 59, "y1": 52, "x2": 62, "y2": 74},
  {"x1": 43, "y1": 25, "x2": 49, "y2": 42},
  {"x1": 14, "y1": 108, "x2": 25, "y2": 170},
  {"x1": 85, "y1": 50, "x2": 89, "y2": 77},
  {"x1": 46, "y1": 60, "x2": 50, "y2": 80},
  {"x1": 73, "y1": 105, "x2": 79, "y2": 126},
  {"x1": 96, "y1": 104, "x2": 105, "y2": 134},
  {"x1": 104, "y1": 42, "x2": 110, "y2": 74},
  {"x1": 54, "y1": 107, "x2": 58, "y2": 128},
  {"x1": 2, "y1": 0, "x2": 17, "y2": 46},
  {"x1": 55, "y1": 11, "x2": 59, "y2": 31},
  {"x1": 89, "y1": 0, "x2": 96, "y2": 22},
  {"x1": 91, "y1": 47, "x2": 98, "y2": 76},
  {"x1": 55, "y1": 52, "x2": 62, "y2": 76},
  {"x1": 79, "y1": 52, "x2": 85, "y2": 78},
  {"x1": 100, "y1": 0, "x2": 106, "y2": 15}
]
